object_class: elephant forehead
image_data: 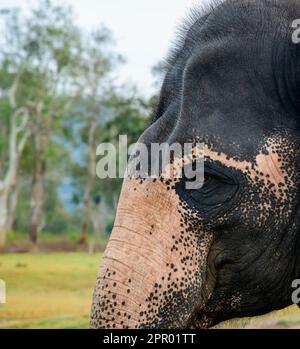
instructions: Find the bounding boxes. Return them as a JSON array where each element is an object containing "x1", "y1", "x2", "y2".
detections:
[{"x1": 115, "y1": 177, "x2": 182, "y2": 225}]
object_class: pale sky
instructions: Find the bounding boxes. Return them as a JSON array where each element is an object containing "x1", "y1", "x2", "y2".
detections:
[{"x1": 0, "y1": 0, "x2": 207, "y2": 96}]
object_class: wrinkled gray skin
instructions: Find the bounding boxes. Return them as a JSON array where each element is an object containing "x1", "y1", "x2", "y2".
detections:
[{"x1": 91, "y1": 0, "x2": 300, "y2": 329}]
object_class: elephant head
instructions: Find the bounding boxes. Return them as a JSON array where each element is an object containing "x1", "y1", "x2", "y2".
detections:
[{"x1": 91, "y1": 0, "x2": 300, "y2": 328}]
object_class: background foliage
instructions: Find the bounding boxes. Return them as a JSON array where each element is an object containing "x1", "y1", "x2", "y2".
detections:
[{"x1": 0, "y1": 0, "x2": 156, "y2": 250}]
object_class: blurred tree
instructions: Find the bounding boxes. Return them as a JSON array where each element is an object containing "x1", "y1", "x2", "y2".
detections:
[
  {"x1": 66, "y1": 25, "x2": 124, "y2": 245},
  {"x1": 0, "y1": 1, "x2": 81, "y2": 246},
  {"x1": 23, "y1": 1, "x2": 81, "y2": 245},
  {"x1": 0, "y1": 9, "x2": 32, "y2": 246},
  {"x1": 71, "y1": 90, "x2": 150, "y2": 243},
  {"x1": 0, "y1": 0, "x2": 155, "y2": 249}
]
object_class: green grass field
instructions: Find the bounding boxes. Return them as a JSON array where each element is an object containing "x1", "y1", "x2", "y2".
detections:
[
  {"x1": 0, "y1": 252, "x2": 101, "y2": 329},
  {"x1": 0, "y1": 252, "x2": 300, "y2": 329}
]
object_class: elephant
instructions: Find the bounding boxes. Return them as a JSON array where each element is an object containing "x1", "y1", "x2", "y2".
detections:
[{"x1": 90, "y1": 0, "x2": 300, "y2": 329}]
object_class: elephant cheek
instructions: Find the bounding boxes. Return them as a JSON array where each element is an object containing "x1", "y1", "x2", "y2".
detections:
[{"x1": 90, "y1": 178, "x2": 215, "y2": 329}]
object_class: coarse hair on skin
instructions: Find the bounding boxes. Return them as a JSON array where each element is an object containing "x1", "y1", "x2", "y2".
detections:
[
  {"x1": 163, "y1": 0, "x2": 226, "y2": 73},
  {"x1": 151, "y1": 0, "x2": 227, "y2": 116},
  {"x1": 150, "y1": 0, "x2": 227, "y2": 123}
]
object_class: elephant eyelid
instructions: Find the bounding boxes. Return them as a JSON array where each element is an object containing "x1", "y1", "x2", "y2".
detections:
[{"x1": 204, "y1": 163, "x2": 237, "y2": 185}]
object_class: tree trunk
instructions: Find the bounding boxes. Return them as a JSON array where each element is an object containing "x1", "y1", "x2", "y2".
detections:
[
  {"x1": 29, "y1": 103, "x2": 48, "y2": 246},
  {"x1": 0, "y1": 190, "x2": 9, "y2": 247},
  {"x1": 91, "y1": 201, "x2": 103, "y2": 237},
  {"x1": 79, "y1": 178, "x2": 93, "y2": 245},
  {"x1": 0, "y1": 104, "x2": 30, "y2": 246},
  {"x1": 6, "y1": 181, "x2": 19, "y2": 232},
  {"x1": 79, "y1": 117, "x2": 97, "y2": 245},
  {"x1": 30, "y1": 157, "x2": 46, "y2": 245}
]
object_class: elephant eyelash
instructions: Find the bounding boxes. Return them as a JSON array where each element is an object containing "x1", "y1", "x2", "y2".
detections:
[{"x1": 203, "y1": 163, "x2": 237, "y2": 186}]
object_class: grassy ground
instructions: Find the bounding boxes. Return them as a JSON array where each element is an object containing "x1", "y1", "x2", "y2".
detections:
[
  {"x1": 1, "y1": 232, "x2": 107, "y2": 253},
  {"x1": 214, "y1": 305, "x2": 300, "y2": 329},
  {"x1": 0, "y1": 252, "x2": 300, "y2": 329},
  {"x1": 0, "y1": 252, "x2": 101, "y2": 329}
]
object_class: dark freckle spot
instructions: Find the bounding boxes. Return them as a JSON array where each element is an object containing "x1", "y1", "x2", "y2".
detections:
[{"x1": 122, "y1": 301, "x2": 126, "y2": 306}]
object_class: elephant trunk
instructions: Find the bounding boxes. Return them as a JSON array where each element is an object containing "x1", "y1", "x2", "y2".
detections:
[{"x1": 91, "y1": 178, "x2": 215, "y2": 329}]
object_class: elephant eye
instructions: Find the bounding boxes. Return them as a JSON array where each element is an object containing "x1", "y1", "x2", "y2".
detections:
[
  {"x1": 193, "y1": 169, "x2": 230, "y2": 197},
  {"x1": 200, "y1": 172, "x2": 222, "y2": 194},
  {"x1": 175, "y1": 161, "x2": 239, "y2": 217},
  {"x1": 201, "y1": 163, "x2": 235, "y2": 187},
  {"x1": 175, "y1": 163, "x2": 239, "y2": 217},
  {"x1": 204, "y1": 172, "x2": 213, "y2": 183},
  {"x1": 204, "y1": 172, "x2": 219, "y2": 186},
  {"x1": 203, "y1": 168, "x2": 234, "y2": 186}
]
